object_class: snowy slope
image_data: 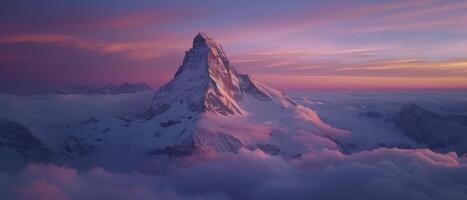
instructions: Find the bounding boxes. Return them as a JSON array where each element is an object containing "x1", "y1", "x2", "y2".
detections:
[{"x1": 291, "y1": 91, "x2": 467, "y2": 155}]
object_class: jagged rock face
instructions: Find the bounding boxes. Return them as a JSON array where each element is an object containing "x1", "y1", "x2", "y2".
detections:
[
  {"x1": 0, "y1": 118, "x2": 54, "y2": 159},
  {"x1": 148, "y1": 33, "x2": 249, "y2": 119},
  {"x1": 393, "y1": 103, "x2": 467, "y2": 153},
  {"x1": 238, "y1": 75, "x2": 271, "y2": 102}
]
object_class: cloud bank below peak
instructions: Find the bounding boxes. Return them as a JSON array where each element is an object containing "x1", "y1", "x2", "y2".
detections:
[{"x1": 1, "y1": 148, "x2": 467, "y2": 200}]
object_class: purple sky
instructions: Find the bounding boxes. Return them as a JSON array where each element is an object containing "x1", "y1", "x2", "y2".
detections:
[{"x1": 1, "y1": 0, "x2": 467, "y2": 93}]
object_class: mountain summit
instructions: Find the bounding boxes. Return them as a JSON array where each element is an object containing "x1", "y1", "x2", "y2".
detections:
[{"x1": 138, "y1": 33, "x2": 349, "y2": 157}]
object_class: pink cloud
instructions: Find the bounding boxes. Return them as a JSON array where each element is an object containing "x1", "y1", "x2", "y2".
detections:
[
  {"x1": 22, "y1": 164, "x2": 78, "y2": 185},
  {"x1": 16, "y1": 179, "x2": 68, "y2": 200},
  {"x1": 293, "y1": 148, "x2": 460, "y2": 170},
  {"x1": 3, "y1": 147, "x2": 467, "y2": 200},
  {"x1": 0, "y1": 34, "x2": 73, "y2": 43},
  {"x1": 0, "y1": 32, "x2": 188, "y2": 61}
]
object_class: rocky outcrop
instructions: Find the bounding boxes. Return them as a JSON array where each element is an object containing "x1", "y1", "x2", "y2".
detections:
[
  {"x1": 0, "y1": 118, "x2": 54, "y2": 159},
  {"x1": 150, "y1": 129, "x2": 243, "y2": 157},
  {"x1": 393, "y1": 103, "x2": 467, "y2": 153},
  {"x1": 63, "y1": 136, "x2": 97, "y2": 156}
]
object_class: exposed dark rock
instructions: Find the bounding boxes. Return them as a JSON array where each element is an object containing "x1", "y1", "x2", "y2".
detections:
[
  {"x1": 188, "y1": 100, "x2": 205, "y2": 113},
  {"x1": 117, "y1": 116, "x2": 134, "y2": 123},
  {"x1": 239, "y1": 75, "x2": 271, "y2": 102},
  {"x1": 150, "y1": 130, "x2": 243, "y2": 157},
  {"x1": 293, "y1": 153, "x2": 303, "y2": 159},
  {"x1": 174, "y1": 65, "x2": 184, "y2": 77},
  {"x1": 285, "y1": 96, "x2": 298, "y2": 106},
  {"x1": 149, "y1": 141, "x2": 195, "y2": 157},
  {"x1": 160, "y1": 120, "x2": 181, "y2": 128},
  {"x1": 137, "y1": 103, "x2": 171, "y2": 120},
  {"x1": 0, "y1": 123, "x2": 54, "y2": 159},
  {"x1": 204, "y1": 93, "x2": 237, "y2": 115},
  {"x1": 0, "y1": 118, "x2": 55, "y2": 159},
  {"x1": 63, "y1": 136, "x2": 97, "y2": 156},
  {"x1": 79, "y1": 117, "x2": 99, "y2": 125},
  {"x1": 154, "y1": 131, "x2": 163, "y2": 137},
  {"x1": 178, "y1": 129, "x2": 187, "y2": 136},
  {"x1": 359, "y1": 111, "x2": 384, "y2": 119},
  {"x1": 256, "y1": 143, "x2": 281, "y2": 155},
  {"x1": 393, "y1": 103, "x2": 467, "y2": 153}
]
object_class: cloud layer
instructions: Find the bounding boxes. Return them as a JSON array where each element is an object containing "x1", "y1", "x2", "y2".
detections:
[{"x1": 1, "y1": 148, "x2": 467, "y2": 200}]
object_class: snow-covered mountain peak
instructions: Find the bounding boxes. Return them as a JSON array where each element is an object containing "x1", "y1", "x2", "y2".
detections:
[
  {"x1": 145, "y1": 33, "x2": 297, "y2": 119},
  {"x1": 135, "y1": 33, "x2": 350, "y2": 157}
]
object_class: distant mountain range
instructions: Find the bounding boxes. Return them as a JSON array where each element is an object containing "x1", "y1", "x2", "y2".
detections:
[{"x1": 55, "y1": 82, "x2": 151, "y2": 95}]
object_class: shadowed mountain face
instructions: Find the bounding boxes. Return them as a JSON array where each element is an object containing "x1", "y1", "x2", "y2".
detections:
[
  {"x1": 393, "y1": 103, "x2": 467, "y2": 154},
  {"x1": 0, "y1": 119, "x2": 54, "y2": 160}
]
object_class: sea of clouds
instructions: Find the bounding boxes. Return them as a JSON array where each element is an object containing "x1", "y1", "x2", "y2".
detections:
[{"x1": 1, "y1": 148, "x2": 467, "y2": 200}]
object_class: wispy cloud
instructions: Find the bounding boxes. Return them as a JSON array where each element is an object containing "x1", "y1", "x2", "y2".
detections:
[
  {"x1": 0, "y1": 33, "x2": 188, "y2": 61},
  {"x1": 0, "y1": 34, "x2": 73, "y2": 43},
  {"x1": 77, "y1": 7, "x2": 205, "y2": 30},
  {"x1": 209, "y1": 0, "x2": 437, "y2": 43},
  {"x1": 1, "y1": 0, "x2": 467, "y2": 91}
]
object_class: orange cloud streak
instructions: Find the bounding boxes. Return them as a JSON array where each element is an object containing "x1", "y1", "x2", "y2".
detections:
[{"x1": 255, "y1": 75, "x2": 467, "y2": 91}]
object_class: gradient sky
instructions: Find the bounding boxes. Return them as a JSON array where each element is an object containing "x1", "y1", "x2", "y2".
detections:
[{"x1": 1, "y1": 0, "x2": 467, "y2": 93}]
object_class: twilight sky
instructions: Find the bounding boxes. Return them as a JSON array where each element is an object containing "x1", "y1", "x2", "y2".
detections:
[{"x1": 1, "y1": 0, "x2": 467, "y2": 93}]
